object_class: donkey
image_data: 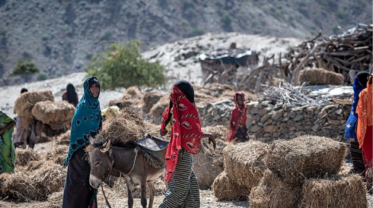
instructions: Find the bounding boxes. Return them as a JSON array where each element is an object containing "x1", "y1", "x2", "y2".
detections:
[{"x1": 88, "y1": 138, "x2": 167, "y2": 208}]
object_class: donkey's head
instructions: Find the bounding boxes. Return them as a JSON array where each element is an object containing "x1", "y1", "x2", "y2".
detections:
[{"x1": 88, "y1": 137, "x2": 114, "y2": 189}]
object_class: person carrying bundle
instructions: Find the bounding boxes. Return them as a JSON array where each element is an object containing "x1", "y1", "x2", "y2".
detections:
[
  {"x1": 227, "y1": 91, "x2": 249, "y2": 143},
  {"x1": 158, "y1": 80, "x2": 216, "y2": 208}
]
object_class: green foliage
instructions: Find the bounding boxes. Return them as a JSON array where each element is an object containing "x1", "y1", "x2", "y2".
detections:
[
  {"x1": 188, "y1": 28, "x2": 205, "y2": 37},
  {"x1": 0, "y1": 30, "x2": 6, "y2": 37},
  {"x1": 215, "y1": 0, "x2": 224, "y2": 7},
  {"x1": 85, "y1": 54, "x2": 93, "y2": 60},
  {"x1": 21, "y1": 51, "x2": 33, "y2": 61},
  {"x1": 84, "y1": 41, "x2": 167, "y2": 90},
  {"x1": 11, "y1": 60, "x2": 40, "y2": 82},
  {"x1": 42, "y1": 37, "x2": 48, "y2": 41},
  {"x1": 185, "y1": 7, "x2": 197, "y2": 18},
  {"x1": 36, "y1": 73, "x2": 47, "y2": 81},
  {"x1": 220, "y1": 12, "x2": 231, "y2": 27},
  {"x1": 102, "y1": 32, "x2": 113, "y2": 41},
  {"x1": 332, "y1": 26, "x2": 340, "y2": 34},
  {"x1": 335, "y1": 11, "x2": 347, "y2": 20}
]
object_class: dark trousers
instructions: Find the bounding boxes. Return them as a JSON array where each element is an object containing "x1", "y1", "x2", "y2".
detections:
[
  {"x1": 62, "y1": 148, "x2": 97, "y2": 208},
  {"x1": 350, "y1": 141, "x2": 366, "y2": 177}
]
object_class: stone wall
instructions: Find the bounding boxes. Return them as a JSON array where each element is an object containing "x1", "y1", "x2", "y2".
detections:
[
  {"x1": 198, "y1": 99, "x2": 351, "y2": 142},
  {"x1": 246, "y1": 101, "x2": 351, "y2": 142}
]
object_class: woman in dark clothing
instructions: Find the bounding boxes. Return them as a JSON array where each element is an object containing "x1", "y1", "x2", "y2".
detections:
[
  {"x1": 159, "y1": 80, "x2": 216, "y2": 208},
  {"x1": 62, "y1": 77, "x2": 101, "y2": 208},
  {"x1": 345, "y1": 71, "x2": 370, "y2": 176},
  {"x1": 62, "y1": 83, "x2": 79, "y2": 107}
]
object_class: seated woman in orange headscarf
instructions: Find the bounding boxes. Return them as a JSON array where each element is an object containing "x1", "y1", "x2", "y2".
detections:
[
  {"x1": 356, "y1": 75, "x2": 373, "y2": 183},
  {"x1": 227, "y1": 91, "x2": 249, "y2": 143}
]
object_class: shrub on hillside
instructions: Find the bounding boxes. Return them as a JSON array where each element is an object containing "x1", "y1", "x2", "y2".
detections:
[
  {"x1": 85, "y1": 40, "x2": 166, "y2": 90},
  {"x1": 11, "y1": 60, "x2": 40, "y2": 82}
]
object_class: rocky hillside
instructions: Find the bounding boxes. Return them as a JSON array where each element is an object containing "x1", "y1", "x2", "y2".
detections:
[{"x1": 0, "y1": 0, "x2": 371, "y2": 83}]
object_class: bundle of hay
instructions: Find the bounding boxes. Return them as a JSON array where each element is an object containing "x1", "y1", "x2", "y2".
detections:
[
  {"x1": 193, "y1": 125, "x2": 228, "y2": 189},
  {"x1": 31, "y1": 101, "x2": 75, "y2": 126},
  {"x1": 265, "y1": 136, "x2": 347, "y2": 186},
  {"x1": 47, "y1": 191, "x2": 63, "y2": 208},
  {"x1": 46, "y1": 145, "x2": 69, "y2": 166},
  {"x1": 144, "y1": 121, "x2": 162, "y2": 137},
  {"x1": 249, "y1": 169, "x2": 302, "y2": 208},
  {"x1": 223, "y1": 140, "x2": 268, "y2": 188},
  {"x1": 26, "y1": 160, "x2": 44, "y2": 171},
  {"x1": 16, "y1": 149, "x2": 41, "y2": 166},
  {"x1": 108, "y1": 99, "x2": 135, "y2": 109},
  {"x1": 212, "y1": 171, "x2": 251, "y2": 201},
  {"x1": 95, "y1": 109, "x2": 146, "y2": 145},
  {"x1": 299, "y1": 174, "x2": 367, "y2": 208},
  {"x1": 142, "y1": 91, "x2": 163, "y2": 113},
  {"x1": 14, "y1": 91, "x2": 54, "y2": 127},
  {"x1": 0, "y1": 162, "x2": 65, "y2": 202},
  {"x1": 56, "y1": 130, "x2": 70, "y2": 146},
  {"x1": 149, "y1": 95, "x2": 169, "y2": 123},
  {"x1": 122, "y1": 86, "x2": 142, "y2": 100},
  {"x1": 299, "y1": 68, "x2": 344, "y2": 85}
]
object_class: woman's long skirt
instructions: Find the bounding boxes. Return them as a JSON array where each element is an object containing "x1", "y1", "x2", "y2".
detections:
[
  {"x1": 159, "y1": 149, "x2": 200, "y2": 208},
  {"x1": 62, "y1": 147, "x2": 97, "y2": 208}
]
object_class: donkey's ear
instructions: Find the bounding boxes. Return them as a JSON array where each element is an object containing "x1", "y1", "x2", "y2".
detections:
[
  {"x1": 100, "y1": 139, "x2": 111, "y2": 153},
  {"x1": 89, "y1": 136, "x2": 95, "y2": 146}
]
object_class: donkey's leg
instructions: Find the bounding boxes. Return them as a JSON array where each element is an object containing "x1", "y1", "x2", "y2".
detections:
[
  {"x1": 125, "y1": 177, "x2": 135, "y2": 208},
  {"x1": 140, "y1": 177, "x2": 147, "y2": 208},
  {"x1": 147, "y1": 181, "x2": 155, "y2": 208}
]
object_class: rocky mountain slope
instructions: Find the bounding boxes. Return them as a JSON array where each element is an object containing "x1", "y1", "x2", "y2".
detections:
[{"x1": 0, "y1": 0, "x2": 371, "y2": 83}]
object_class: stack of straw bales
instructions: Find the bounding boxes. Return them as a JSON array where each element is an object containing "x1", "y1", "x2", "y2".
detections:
[
  {"x1": 248, "y1": 135, "x2": 367, "y2": 208},
  {"x1": 142, "y1": 91, "x2": 164, "y2": 113},
  {"x1": 149, "y1": 94, "x2": 169, "y2": 123},
  {"x1": 32, "y1": 101, "x2": 75, "y2": 130},
  {"x1": 299, "y1": 68, "x2": 344, "y2": 85},
  {"x1": 212, "y1": 140, "x2": 268, "y2": 200},
  {"x1": 193, "y1": 125, "x2": 228, "y2": 189},
  {"x1": 14, "y1": 91, "x2": 54, "y2": 127}
]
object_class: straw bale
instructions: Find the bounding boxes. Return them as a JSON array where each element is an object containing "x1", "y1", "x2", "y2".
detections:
[
  {"x1": 265, "y1": 135, "x2": 347, "y2": 186},
  {"x1": 32, "y1": 101, "x2": 75, "y2": 125},
  {"x1": 299, "y1": 68, "x2": 344, "y2": 85},
  {"x1": 249, "y1": 169, "x2": 302, "y2": 208},
  {"x1": 95, "y1": 108, "x2": 145, "y2": 146},
  {"x1": 193, "y1": 125, "x2": 228, "y2": 189},
  {"x1": 16, "y1": 149, "x2": 41, "y2": 166},
  {"x1": 122, "y1": 86, "x2": 142, "y2": 100},
  {"x1": 142, "y1": 91, "x2": 163, "y2": 113},
  {"x1": 14, "y1": 91, "x2": 55, "y2": 122},
  {"x1": 0, "y1": 172, "x2": 37, "y2": 202},
  {"x1": 56, "y1": 130, "x2": 70, "y2": 146},
  {"x1": 149, "y1": 95, "x2": 169, "y2": 123},
  {"x1": 212, "y1": 171, "x2": 251, "y2": 201},
  {"x1": 223, "y1": 140, "x2": 268, "y2": 187},
  {"x1": 299, "y1": 174, "x2": 367, "y2": 208},
  {"x1": 33, "y1": 164, "x2": 66, "y2": 197}
]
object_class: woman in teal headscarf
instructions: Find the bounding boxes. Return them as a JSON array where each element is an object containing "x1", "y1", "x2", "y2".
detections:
[
  {"x1": 0, "y1": 111, "x2": 16, "y2": 174},
  {"x1": 62, "y1": 77, "x2": 101, "y2": 208}
]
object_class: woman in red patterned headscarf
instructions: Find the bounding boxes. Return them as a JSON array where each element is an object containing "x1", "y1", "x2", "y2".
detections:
[
  {"x1": 227, "y1": 91, "x2": 249, "y2": 143},
  {"x1": 159, "y1": 80, "x2": 216, "y2": 208}
]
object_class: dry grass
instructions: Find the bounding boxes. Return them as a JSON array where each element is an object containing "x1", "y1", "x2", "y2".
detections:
[
  {"x1": 56, "y1": 130, "x2": 70, "y2": 146},
  {"x1": 194, "y1": 125, "x2": 228, "y2": 189},
  {"x1": 149, "y1": 95, "x2": 169, "y2": 124},
  {"x1": 0, "y1": 163, "x2": 66, "y2": 202},
  {"x1": 95, "y1": 108, "x2": 146, "y2": 146},
  {"x1": 141, "y1": 92, "x2": 164, "y2": 113},
  {"x1": 212, "y1": 171, "x2": 251, "y2": 201},
  {"x1": 16, "y1": 149, "x2": 41, "y2": 166},
  {"x1": 121, "y1": 86, "x2": 142, "y2": 100},
  {"x1": 299, "y1": 174, "x2": 367, "y2": 208},
  {"x1": 249, "y1": 169, "x2": 302, "y2": 208},
  {"x1": 299, "y1": 68, "x2": 344, "y2": 85},
  {"x1": 31, "y1": 101, "x2": 75, "y2": 125},
  {"x1": 45, "y1": 145, "x2": 69, "y2": 166},
  {"x1": 223, "y1": 140, "x2": 268, "y2": 188},
  {"x1": 265, "y1": 135, "x2": 347, "y2": 186},
  {"x1": 14, "y1": 91, "x2": 54, "y2": 128}
]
